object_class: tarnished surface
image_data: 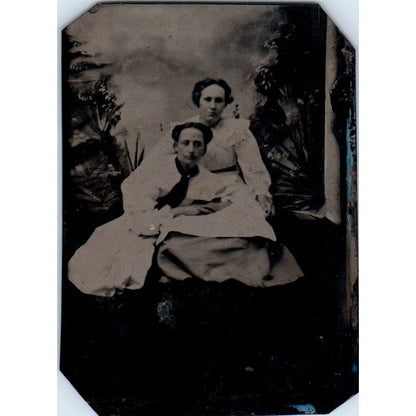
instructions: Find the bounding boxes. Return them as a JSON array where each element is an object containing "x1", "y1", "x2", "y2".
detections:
[{"x1": 60, "y1": 4, "x2": 357, "y2": 415}]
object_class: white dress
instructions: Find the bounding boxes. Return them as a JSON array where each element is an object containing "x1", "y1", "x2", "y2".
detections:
[{"x1": 68, "y1": 155, "x2": 302, "y2": 297}]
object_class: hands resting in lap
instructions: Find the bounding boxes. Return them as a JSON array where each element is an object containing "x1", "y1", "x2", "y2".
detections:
[{"x1": 171, "y1": 200, "x2": 232, "y2": 218}]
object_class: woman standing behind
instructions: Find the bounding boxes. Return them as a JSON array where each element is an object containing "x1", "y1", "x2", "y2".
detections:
[{"x1": 124, "y1": 79, "x2": 273, "y2": 217}]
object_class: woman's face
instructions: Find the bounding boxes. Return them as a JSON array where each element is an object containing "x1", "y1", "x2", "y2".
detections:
[
  {"x1": 198, "y1": 84, "x2": 226, "y2": 126},
  {"x1": 174, "y1": 128, "x2": 206, "y2": 170}
]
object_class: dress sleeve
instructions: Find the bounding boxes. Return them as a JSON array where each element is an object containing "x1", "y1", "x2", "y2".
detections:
[
  {"x1": 120, "y1": 166, "x2": 171, "y2": 236},
  {"x1": 119, "y1": 131, "x2": 177, "y2": 234},
  {"x1": 147, "y1": 132, "x2": 175, "y2": 157},
  {"x1": 137, "y1": 133, "x2": 175, "y2": 173},
  {"x1": 233, "y1": 123, "x2": 272, "y2": 198}
]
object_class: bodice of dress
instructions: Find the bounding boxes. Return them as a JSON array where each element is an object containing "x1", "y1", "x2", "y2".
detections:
[{"x1": 199, "y1": 117, "x2": 239, "y2": 171}]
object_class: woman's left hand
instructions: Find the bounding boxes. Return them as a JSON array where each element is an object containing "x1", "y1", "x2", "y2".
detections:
[
  {"x1": 171, "y1": 205, "x2": 213, "y2": 217},
  {"x1": 256, "y1": 194, "x2": 274, "y2": 217}
]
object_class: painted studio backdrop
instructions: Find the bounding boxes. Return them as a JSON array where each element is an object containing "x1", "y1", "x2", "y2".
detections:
[{"x1": 61, "y1": 3, "x2": 357, "y2": 416}]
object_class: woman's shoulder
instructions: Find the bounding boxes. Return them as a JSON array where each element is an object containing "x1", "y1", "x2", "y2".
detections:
[
  {"x1": 220, "y1": 117, "x2": 250, "y2": 130},
  {"x1": 217, "y1": 117, "x2": 253, "y2": 146},
  {"x1": 122, "y1": 154, "x2": 177, "y2": 188}
]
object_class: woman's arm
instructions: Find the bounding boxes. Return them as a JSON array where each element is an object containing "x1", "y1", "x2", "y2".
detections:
[
  {"x1": 171, "y1": 200, "x2": 232, "y2": 218},
  {"x1": 233, "y1": 124, "x2": 272, "y2": 197},
  {"x1": 120, "y1": 166, "x2": 166, "y2": 235},
  {"x1": 233, "y1": 124, "x2": 274, "y2": 215}
]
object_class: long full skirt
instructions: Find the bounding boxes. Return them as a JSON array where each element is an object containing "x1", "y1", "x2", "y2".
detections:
[{"x1": 157, "y1": 232, "x2": 303, "y2": 287}]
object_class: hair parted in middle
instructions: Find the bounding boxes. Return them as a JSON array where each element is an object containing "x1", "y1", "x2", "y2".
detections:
[{"x1": 191, "y1": 78, "x2": 234, "y2": 107}]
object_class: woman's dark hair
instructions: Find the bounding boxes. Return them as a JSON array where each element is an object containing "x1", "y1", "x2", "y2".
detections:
[
  {"x1": 172, "y1": 122, "x2": 213, "y2": 149},
  {"x1": 192, "y1": 78, "x2": 234, "y2": 107}
]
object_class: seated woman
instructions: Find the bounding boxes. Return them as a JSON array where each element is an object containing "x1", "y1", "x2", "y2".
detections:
[{"x1": 68, "y1": 122, "x2": 302, "y2": 297}]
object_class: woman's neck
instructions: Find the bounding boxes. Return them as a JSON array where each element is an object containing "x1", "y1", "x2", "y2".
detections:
[{"x1": 199, "y1": 116, "x2": 222, "y2": 128}]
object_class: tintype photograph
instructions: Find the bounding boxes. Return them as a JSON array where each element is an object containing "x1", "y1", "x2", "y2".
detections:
[{"x1": 60, "y1": 3, "x2": 357, "y2": 415}]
